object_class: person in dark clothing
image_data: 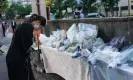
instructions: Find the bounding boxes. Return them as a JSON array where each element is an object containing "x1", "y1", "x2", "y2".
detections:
[
  {"x1": 11, "y1": 21, "x2": 17, "y2": 33},
  {"x1": 6, "y1": 14, "x2": 46, "y2": 80},
  {"x1": 2, "y1": 23, "x2": 5, "y2": 36},
  {"x1": 73, "y1": 4, "x2": 84, "y2": 19}
]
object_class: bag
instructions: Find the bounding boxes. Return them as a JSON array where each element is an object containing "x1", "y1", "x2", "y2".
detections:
[
  {"x1": 60, "y1": 30, "x2": 67, "y2": 42},
  {"x1": 76, "y1": 31, "x2": 85, "y2": 44},
  {"x1": 67, "y1": 24, "x2": 79, "y2": 43},
  {"x1": 52, "y1": 30, "x2": 61, "y2": 41},
  {"x1": 39, "y1": 34, "x2": 50, "y2": 46}
]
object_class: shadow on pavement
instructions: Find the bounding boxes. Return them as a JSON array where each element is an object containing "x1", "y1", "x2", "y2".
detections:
[{"x1": 33, "y1": 68, "x2": 65, "y2": 80}]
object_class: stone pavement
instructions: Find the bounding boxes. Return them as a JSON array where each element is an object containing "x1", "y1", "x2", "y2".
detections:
[
  {"x1": 0, "y1": 23, "x2": 13, "y2": 47},
  {"x1": 0, "y1": 54, "x2": 8, "y2": 80},
  {"x1": 0, "y1": 23, "x2": 4, "y2": 45},
  {"x1": 0, "y1": 52, "x2": 65, "y2": 80}
]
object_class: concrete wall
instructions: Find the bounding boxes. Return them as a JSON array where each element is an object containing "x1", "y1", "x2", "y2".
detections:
[{"x1": 45, "y1": 17, "x2": 133, "y2": 43}]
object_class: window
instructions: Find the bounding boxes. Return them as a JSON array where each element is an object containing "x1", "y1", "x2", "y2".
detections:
[
  {"x1": 121, "y1": 6, "x2": 128, "y2": 10},
  {"x1": 99, "y1": 13, "x2": 105, "y2": 17},
  {"x1": 131, "y1": 5, "x2": 133, "y2": 10},
  {"x1": 88, "y1": 15, "x2": 97, "y2": 18},
  {"x1": 105, "y1": 7, "x2": 119, "y2": 11}
]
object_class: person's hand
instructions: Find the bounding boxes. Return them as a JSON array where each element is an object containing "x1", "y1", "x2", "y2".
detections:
[
  {"x1": 33, "y1": 29, "x2": 41, "y2": 37},
  {"x1": 33, "y1": 30, "x2": 37, "y2": 37},
  {"x1": 35, "y1": 35, "x2": 42, "y2": 45},
  {"x1": 33, "y1": 29, "x2": 42, "y2": 45}
]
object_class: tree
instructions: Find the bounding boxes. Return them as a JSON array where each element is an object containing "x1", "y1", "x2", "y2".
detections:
[
  {"x1": 81, "y1": 0, "x2": 97, "y2": 14},
  {"x1": 5, "y1": 3, "x2": 32, "y2": 19},
  {"x1": 61, "y1": 0, "x2": 77, "y2": 18},
  {"x1": 91, "y1": 3, "x2": 99, "y2": 12},
  {"x1": 101, "y1": 0, "x2": 108, "y2": 16},
  {"x1": 12, "y1": 4, "x2": 26, "y2": 18},
  {"x1": 115, "y1": 0, "x2": 120, "y2": 16},
  {"x1": 5, "y1": 8, "x2": 16, "y2": 19},
  {"x1": 25, "y1": 4, "x2": 32, "y2": 15},
  {"x1": 101, "y1": 0, "x2": 120, "y2": 16},
  {"x1": 51, "y1": 0, "x2": 77, "y2": 19},
  {"x1": 0, "y1": 0, "x2": 8, "y2": 18},
  {"x1": 17, "y1": 5, "x2": 26, "y2": 18},
  {"x1": 53, "y1": 0, "x2": 64, "y2": 18}
]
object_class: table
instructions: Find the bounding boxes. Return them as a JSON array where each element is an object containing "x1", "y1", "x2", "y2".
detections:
[{"x1": 40, "y1": 45, "x2": 89, "y2": 80}]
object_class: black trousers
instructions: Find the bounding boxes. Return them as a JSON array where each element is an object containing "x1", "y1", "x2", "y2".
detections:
[
  {"x1": 12, "y1": 28, "x2": 15, "y2": 33},
  {"x1": 2, "y1": 25, "x2": 5, "y2": 36},
  {"x1": 6, "y1": 58, "x2": 35, "y2": 80}
]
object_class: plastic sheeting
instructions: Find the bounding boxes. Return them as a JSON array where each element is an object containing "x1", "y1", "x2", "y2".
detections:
[
  {"x1": 109, "y1": 37, "x2": 127, "y2": 51},
  {"x1": 90, "y1": 60, "x2": 133, "y2": 80},
  {"x1": 52, "y1": 30, "x2": 61, "y2": 41},
  {"x1": 108, "y1": 46, "x2": 133, "y2": 68},
  {"x1": 60, "y1": 30, "x2": 67, "y2": 43},
  {"x1": 89, "y1": 41, "x2": 133, "y2": 80},
  {"x1": 76, "y1": 23, "x2": 98, "y2": 49},
  {"x1": 67, "y1": 24, "x2": 79, "y2": 43},
  {"x1": 39, "y1": 34, "x2": 50, "y2": 46},
  {"x1": 78, "y1": 23, "x2": 97, "y2": 32}
]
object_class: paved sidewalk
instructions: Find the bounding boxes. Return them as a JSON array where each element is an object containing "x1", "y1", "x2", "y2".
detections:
[
  {"x1": 0, "y1": 54, "x2": 8, "y2": 80},
  {"x1": 0, "y1": 24, "x2": 4, "y2": 45},
  {"x1": 0, "y1": 53, "x2": 65, "y2": 80}
]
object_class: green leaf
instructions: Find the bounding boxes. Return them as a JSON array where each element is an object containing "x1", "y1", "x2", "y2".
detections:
[
  {"x1": 5, "y1": 3, "x2": 32, "y2": 19},
  {"x1": 0, "y1": 0, "x2": 8, "y2": 13}
]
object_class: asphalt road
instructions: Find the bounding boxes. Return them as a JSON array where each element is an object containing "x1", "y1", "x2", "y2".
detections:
[
  {"x1": 0, "y1": 54, "x2": 8, "y2": 80},
  {"x1": 0, "y1": 24, "x2": 13, "y2": 46},
  {"x1": 0, "y1": 24, "x2": 9, "y2": 80}
]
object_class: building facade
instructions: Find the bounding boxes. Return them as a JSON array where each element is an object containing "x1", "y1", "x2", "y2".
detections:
[
  {"x1": 118, "y1": 0, "x2": 133, "y2": 16},
  {"x1": 106, "y1": 0, "x2": 133, "y2": 17}
]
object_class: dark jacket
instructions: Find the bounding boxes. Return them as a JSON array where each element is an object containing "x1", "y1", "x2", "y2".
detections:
[
  {"x1": 11, "y1": 21, "x2": 17, "y2": 29},
  {"x1": 6, "y1": 22, "x2": 35, "y2": 80}
]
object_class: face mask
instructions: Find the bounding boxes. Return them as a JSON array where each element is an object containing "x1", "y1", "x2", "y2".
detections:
[{"x1": 34, "y1": 25, "x2": 39, "y2": 29}]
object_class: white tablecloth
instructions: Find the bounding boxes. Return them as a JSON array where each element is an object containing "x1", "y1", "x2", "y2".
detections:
[{"x1": 40, "y1": 45, "x2": 89, "y2": 80}]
